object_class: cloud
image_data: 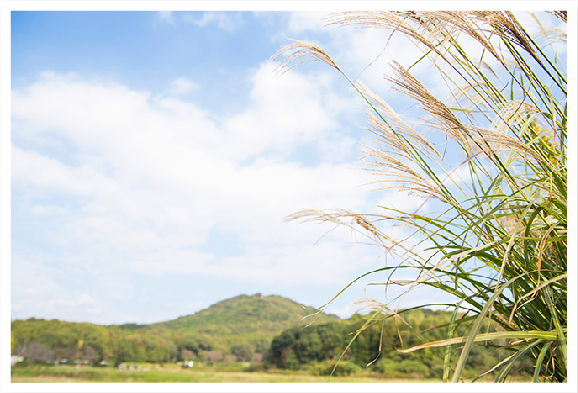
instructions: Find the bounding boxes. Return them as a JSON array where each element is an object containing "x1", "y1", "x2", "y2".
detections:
[
  {"x1": 286, "y1": 11, "x2": 330, "y2": 34},
  {"x1": 183, "y1": 12, "x2": 243, "y2": 32},
  {"x1": 78, "y1": 293, "x2": 98, "y2": 305},
  {"x1": 11, "y1": 63, "x2": 385, "y2": 324},
  {"x1": 11, "y1": 253, "x2": 105, "y2": 321},
  {"x1": 278, "y1": 12, "x2": 429, "y2": 93},
  {"x1": 10, "y1": 13, "x2": 485, "y2": 324},
  {"x1": 29, "y1": 205, "x2": 69, "y2": 216},
  {"x1": 166, "y1": 77, "x2": 200, "y2": 96},
  {"x1": 130, "y1": 240, "x2": 376, "y2": 284},
  {"x1": 377, "y1": 191, "x2": 429, "y2": 214},
  {"x1": 158, "y1": 11, "x2": 174, "y2": 25},
  {"x1": 223, "y1": 62, "x2": 341, "y2": 160},
  {"x1": 443, "y1": 164, "x2": 472, "y2": 186}
]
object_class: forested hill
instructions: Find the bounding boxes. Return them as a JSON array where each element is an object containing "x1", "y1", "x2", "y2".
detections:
[
  {"x1": 11, "y1": 296, "x2": 511, "y2": 378},
  {"x1": 149, "y1": 293, "x2": 339, "y2": 334},
  {"x1": 11, "y1": 293, "x2": 339, "y2": 363}
]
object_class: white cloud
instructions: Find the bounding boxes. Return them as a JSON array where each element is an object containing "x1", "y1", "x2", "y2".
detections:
[
  {"x1": 166, "y1": 77, "x2": 199, "y2": 96},
  {"x1": 183, "y1": 12, "x2": 243, "y2": 32},
  {"x1": 279, "y1": 12, "x2": 429, "y2": 94},
  {"x1": 11, "y1": 64, "x2": 378, "y2": 318},
  {"x1": 11, "y1": 253, "x2": 105, "y2": 320},
  {"x1": 12, "y1": 147, "x2": 120, "y2": 197},
  {"x1": 376, "y1": 191, "x2": 429, "y2": 214},
  {"x1": 286, "y1": 11, "x2": 329, "y2": 34},
  {"x1": 158, "y1": 11, "x2": 174, "y2": 25},
  {"x1": 11, "y1": 13, "x2": 486, "y2": 324},
  {"x1": 130, "y1": 240, "x2": 376, "y2": 284},
  {"x1": 78, "y1": 293, "x2": 98, "y2": 305},
  {"x1": 443, "y1": 164, "x2": 472, "y2": 186},
  {"x1": 29, "y1": 205, "x2": 69, "y2": 216},
  {"x1": 223, "y1": 63, "x2": 340, "y2": 160}
]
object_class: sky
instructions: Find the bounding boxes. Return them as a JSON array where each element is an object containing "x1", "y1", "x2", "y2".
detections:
[{"x1": 4, "y1": 7, "x2": 572, "y2": 330}]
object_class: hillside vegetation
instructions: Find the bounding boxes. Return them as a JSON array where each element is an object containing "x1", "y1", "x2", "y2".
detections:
[
  {"x1": 265, "y1": 309, "x2": 522, "y2": 379},
  {"x1": 11, "y1": 293, "x2": 521, "y2": 380},
  {"x1": 151, "y1": 293, "x2": 338, "y2": 334},
  {"x1": 11, "y1": 293, "x2": 337, "y2": 364}
]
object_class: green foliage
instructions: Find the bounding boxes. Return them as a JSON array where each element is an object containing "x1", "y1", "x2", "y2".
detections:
[
  {"x1": 11, "y1": 364, "x2": 448, "y2": 383},
  {"x1": 274, "y1": 11, "x2": 567, "y2": 383},
  {"x1": 377, "y1": 357, "x2": 431, "y2": 378},
  {"x1": 308, "y1": 361, "x2": 362, "y2": 377},
  {"x1": 230, "y1": 343, "x2": 253, "y2": 362},
  {"x1": 266, "y1": 308, "x2": 509, "y2": 379},
  {"x1": 11, "y1": 294, "x2": 337, "y2": 365},
  {"x1": 155, "y1": 293, "x2": 338, "y2": 360},
  {"x1": 153, "y1": 294, "x2": 337, "y2": 334}
]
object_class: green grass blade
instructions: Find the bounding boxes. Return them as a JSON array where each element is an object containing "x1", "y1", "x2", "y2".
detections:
[
  {"x1": 443, "y1": 301, "x2": 462, "y2": 382},
  {"x1": 544, "y1": 286, "x2": 567, "y2": 367},
  {"x1": 450, "y1": 275, "x2": 524, "y2": 383},
  {"x1": 532, "y1": 341, "x2": 553, "y2": 382},
  {"x1": 398, "y1": 330, "x2": 559, "y2": 353},
  {"x1": 495, "y1": 340, "x2": 543, "y2": 382}
]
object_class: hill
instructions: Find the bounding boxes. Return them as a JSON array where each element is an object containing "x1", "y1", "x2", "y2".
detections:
[
  {"x1": 147, "y1": 293, "x2": 339, "y2": 357},
  {"x1": 150, "y1": 293, "x2": 339, "y2": 335},
  {"x1": 11, "y1": 293, "x2": 339, "y2": 363}
]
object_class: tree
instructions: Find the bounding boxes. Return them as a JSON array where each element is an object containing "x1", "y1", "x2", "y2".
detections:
[
  {"x1": 204, "y1": 350, "x2": 223, "y2": 364},
  {"x1": 230, "y1": 342, "x2": 253, "y2": 362},
  {"x1": 23, "y1": 342, "x2": 52, "y2": 363}
]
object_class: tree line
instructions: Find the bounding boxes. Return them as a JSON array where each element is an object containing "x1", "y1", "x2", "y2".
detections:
[
  {"x1": 265, "y1": 309, "x2": 525, "y2": 378},
  {"x1": 11, "y1": 317, "x2": 271, "y2": 364},
  {"x1": 11, "y1": 308, "x2": 532, "y2": 379}
]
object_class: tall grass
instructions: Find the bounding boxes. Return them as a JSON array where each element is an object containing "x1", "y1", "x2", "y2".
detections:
[{"x1": 272, "y1": 11, "x2": 567, "y2": 382}]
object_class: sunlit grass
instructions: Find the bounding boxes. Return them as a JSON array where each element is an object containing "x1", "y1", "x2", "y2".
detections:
[
  {"x1": 274, "y1": 11, "x2": 567, "y2": 383},
  {"x1": 11, "y1": 365, "x2": 444, "y2": 383}
]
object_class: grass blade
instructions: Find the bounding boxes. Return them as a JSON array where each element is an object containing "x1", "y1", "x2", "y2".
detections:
[
  {"x1": 532, "y1": 341, "x2": 553, "y2": 382},
  {"x1": 494, "y1": 340, "x2": 543, "y2": 382}
]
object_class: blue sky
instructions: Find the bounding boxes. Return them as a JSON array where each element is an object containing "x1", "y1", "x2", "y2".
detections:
[{"x1": 6, "y1": 8, "x2": 570, "y2": 327}]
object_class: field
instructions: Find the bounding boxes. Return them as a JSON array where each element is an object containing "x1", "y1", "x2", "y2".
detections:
[{"x1": 11, "y1": 365, "x2": 444, "y2": 383}]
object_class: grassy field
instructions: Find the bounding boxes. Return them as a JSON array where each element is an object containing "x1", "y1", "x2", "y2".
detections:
[{"x1": 11, "y1": 365, "x2": 443, "y2": 383}]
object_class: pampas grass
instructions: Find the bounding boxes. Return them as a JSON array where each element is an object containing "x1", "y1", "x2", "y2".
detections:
[{"x1": 275, "y1": 10, "x2": 567, "y2": 382}]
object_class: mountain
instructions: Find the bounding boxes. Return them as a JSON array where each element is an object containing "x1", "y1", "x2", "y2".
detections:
[
  {"x1": 11, "y1": 293, "x2": 339, "y2": 363},
  {"x1": 150, "y1": 293, "x2": 339, "y2": 335}
]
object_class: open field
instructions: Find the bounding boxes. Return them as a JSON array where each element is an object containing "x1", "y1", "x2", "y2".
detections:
[{"x1": 11, "y1": 365, "x2": 443, "y2": 383}]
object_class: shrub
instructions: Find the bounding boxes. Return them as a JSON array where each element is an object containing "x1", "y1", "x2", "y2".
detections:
[{"x1": 332, "y1": 361, "x2": 362, "y2": 376}]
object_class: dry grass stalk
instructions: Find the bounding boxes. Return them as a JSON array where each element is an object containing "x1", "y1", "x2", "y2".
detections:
[
  {"x1": 269, "y1": 40, "x2": 342, "y2": 76},
  {"x1": 277, "y1": 10, "x2": 566, "y2": 382},
  {"x1": 357, "y1": 81, "x2": 442, "y2": 159},
  {"x1": 387, "y1": 61, "x2": 472, "y2": 147}
]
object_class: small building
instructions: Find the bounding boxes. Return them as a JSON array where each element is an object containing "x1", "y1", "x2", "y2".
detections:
[{"x1": 11, "y1": 356, "x2": 24, "y2": 366}]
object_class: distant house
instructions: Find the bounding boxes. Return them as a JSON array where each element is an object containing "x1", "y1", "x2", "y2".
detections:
[
  {"x1": 11, "y1": 356, "x2": 24, "y2": 366},
  {"x1": 12, "y1": 343, "x2": 98, "y2": 364},
  {"x1": 12, "y1": 343, "x2": 53, "y2": 363}
]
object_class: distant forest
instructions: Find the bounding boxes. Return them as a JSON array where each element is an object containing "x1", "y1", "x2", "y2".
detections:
[{"x1": 11, "y1": 294, "x2": 529, "y2": 378}]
